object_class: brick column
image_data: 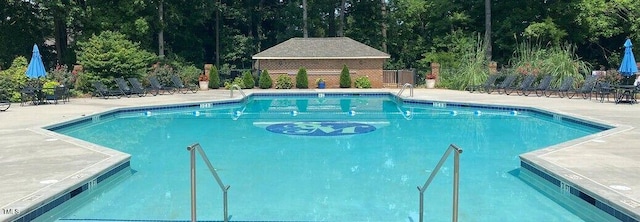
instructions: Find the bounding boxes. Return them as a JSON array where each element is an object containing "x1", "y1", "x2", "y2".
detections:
[
  {"x1": 431, "y1": 63, "x2": 440, "y2": 81},
  {"x1": 204, "y1": 64, "x2": 213, "y2": 79},
  {"x1": 489, "y1": 61, "x2": 497, "y2": 74}
]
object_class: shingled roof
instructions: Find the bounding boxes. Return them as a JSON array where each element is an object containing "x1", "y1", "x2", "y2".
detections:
[{"x1": 252, "y1": 37, "x2": 390, "y2": 60}]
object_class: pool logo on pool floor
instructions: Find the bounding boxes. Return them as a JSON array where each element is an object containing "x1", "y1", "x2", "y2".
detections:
[{"x1": 266, "y1": 121, "x2": 376, "y2": 136}]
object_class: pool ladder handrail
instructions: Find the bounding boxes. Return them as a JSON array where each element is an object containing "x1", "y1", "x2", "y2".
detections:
[
  {"x1": 187, "y1": 143, "x2": 230, "y2": 222},
  {"x1": 230, "y1": 84, "x2": 246, "y2": 98},
  {"x1": 417, "y1": 144, "x2": 463, "y2": 222},
  {"x1": 397, "y1": 83, "x2": 413, "y2": 97}
]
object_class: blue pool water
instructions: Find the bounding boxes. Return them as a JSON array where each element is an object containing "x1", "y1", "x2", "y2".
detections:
[{"x1": 43, "y1": 94, "x2": 614, "y2": 221}]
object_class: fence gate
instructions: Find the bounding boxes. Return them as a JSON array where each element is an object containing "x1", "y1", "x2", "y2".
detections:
[{"x1": 383, "y1": 69, "x2": 415, "y2": 87}]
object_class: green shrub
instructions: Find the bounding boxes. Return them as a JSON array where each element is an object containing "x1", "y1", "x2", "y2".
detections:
[
  {"x1": 275, "y1": 74, "x2": 293, "y2": 89},
  {"x1": 224, "y1": 77, "x2": 244, "y2": 89},
  {"x1": 48, "y1": 64, "x2": 75, "y2": 88},
  {"x1": 149, "y1": 64, "x2": 175, "y2": 86},
  {"x1": 76, "y1": 31, "x2": 156, "y2": 80},
  {"x1": 258, "y1": 69, "x2": 272, "y2": 89},
  {"x1": 42, "y1": 80, "x2": 60, "y2": 94},
  {"x1": 242, "y1": 70, "x2": 255, "y2": 89},
  {"x1": 295, "y1": 67, "x2": 308, "y2": 88},
  {"x1": 74, "y1": 71, "x2": 101, "y2": 94},
  {"x1": 354, "y1": 76, "x2": 372, "y2": 88},
  {"x1": 209, "y1": 65, "x2": 220, "y2": 89},
  {"x1": 339, "y1": 64, "x2": 351, "y2": 88},
  {"x1": 178, "y1": 65, "x2": 201, "y2": 85},
  {"x1": 0, "y1": 56, "x2": 28, "y2": 102}
]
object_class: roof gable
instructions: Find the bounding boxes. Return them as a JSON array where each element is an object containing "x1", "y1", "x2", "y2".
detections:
[{"x1": 252, "y1": 37, "x2": 390, "y2": 59}]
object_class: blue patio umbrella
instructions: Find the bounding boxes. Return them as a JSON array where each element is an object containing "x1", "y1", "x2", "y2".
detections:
[
  {"x1": 619, "y1": 39, "x2": 638, "y2": 77},
  {"x1": 25, "y1": 44, "x2": 47, "y2": 78}
]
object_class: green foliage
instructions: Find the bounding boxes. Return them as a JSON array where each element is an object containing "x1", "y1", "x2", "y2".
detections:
[
  {"x1": 354, "y1": 76, "x2": 372, "y2": 88},
  {"x1": 258, "y1": 69, "x2": 273, "y2": 89},
  {"x1": 339, "y1": 65, "x2": 351, "y2": 88},
  {"x1": 510, "y1": 41, "x2": 590, "y2": 88},
  {"x1": 76, "y1": 31, "x2": 156, "y2": 80},
  {"x1": 224, "y1": 77, "x2": 245, "y2": 89},
  {"x1": 42, "y1": 80, "x2": 60, "y2": 94},
  {"x1": 523, "y1": 18, "x2": 567, "y2": 45},
  {"x1": 295, "y1": 67, "x2": 309, "y2": 89},
  {"x1": 275, "y1": 74, "x2": 293, "y2": 89},
  {"x1": 48, "y1": 64, "x2": 76, "y2": 88},
  {"x1": 241, "y1": 70, "x2": 255, "y2": 89},
  {"x1": 0, "y1": 56, "x2": 29, "y2": 102},
  {"x1": 209, "y1": 65, "x2": 220, "y2": 89},
  {"x1": 74, "y1": 72, "x2": 102, "y2": 94},
  {"x1": 178, "y1": 65, "x2": 201, "y2": 85},
  {"x1": 149, "y1": 64, "x2": 176, "y2": 86},
  {"x1": 440, "y1": 34, "x2": 488, "y2": 90}
]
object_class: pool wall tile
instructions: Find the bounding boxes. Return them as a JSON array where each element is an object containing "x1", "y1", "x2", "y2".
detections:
[
  {"x1": 14, "y1": 161, "x2": 131, "y2": 222},
  {"x1": 521, "y1": 161, "x2": 638, "y2": 222}
]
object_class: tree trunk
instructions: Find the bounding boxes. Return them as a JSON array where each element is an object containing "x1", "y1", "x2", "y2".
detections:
[
  {"x1": 53, "y1": 15, "x2": 67, "y2": 64},
  {"x1": 381, "y1": 0, "x2": 387, "y2": 52},
  {"x1": 484, "y1": 0, "x2": 492, "y2": 62},
  {"x1": 158, "y1": 0, "x2": 165, "y2": 59},
  {"x1": 339, "y1": 0, "x2": 346, "y2": 37},
  {"x1": 303, "y1": 0, "x2": 308, "y2": 38},
  {"x1": 216, "y1": 0, "x2": 221, "y2": 67}
]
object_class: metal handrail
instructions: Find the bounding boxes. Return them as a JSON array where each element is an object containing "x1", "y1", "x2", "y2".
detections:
[
  {"x1": 417, "y1": 144, "x2": 463, "y2": 222},
  {"x1": 187, "y1": 143, "x2": 230, "y2": 222},
  {"x1": 230, "y1": 84, "x2": 246, "y2": 98},
  {"x1": 397, "y1": 83, "x2": 413, "y2": 97}
]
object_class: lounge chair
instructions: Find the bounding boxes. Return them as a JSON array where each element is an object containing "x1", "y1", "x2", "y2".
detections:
[
  {"x1": 544, "y1": 76, "x2": 574, "y2": 98},
  {"x1": 511, "y1": 74, "x2": 536, "y2": 96},
  {"x1": 567, "y1": 75, "x2": 598, "y2": 99},
  {"x1": 534, "y1": 75, "x2": 553, "y2": 97},
  {"x1": 466, "y1": 74, "x2": 500, "y2": 93},
  {"x1": 170, "y1": 75, "x2": 198, "y2": 94},
  {"x1": 128, "y1": 78, "x2": 151, "y2": 96},
  {"x1": 92, "y1": 81, "x2": 123, "y2": 99},
  {"x1": 148, "y1": 76, "x2": 175, "y2": 95},
  {"x1": 115, "y1": 77, "x2": 145, "y2": 97},
  {"x1": 489, "y1": 75, "x2": 517, "y2": 94}
]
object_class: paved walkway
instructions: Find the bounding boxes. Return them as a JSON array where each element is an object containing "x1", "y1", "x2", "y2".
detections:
[{"x1": 1, "y1": 88, "x2": 639, "y2": 221}]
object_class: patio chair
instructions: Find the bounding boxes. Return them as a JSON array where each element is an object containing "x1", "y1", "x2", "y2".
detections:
[
  {"x1": 534, "y1": 75, "x2": 553, "y2": 97},
  {"x1": 20, "y1": 86, "x2": 37, "y2": 106},
  {"x1": 148, "y1": 76, "x2": 175, "y2": 95},
  {"x1": 512, "y1": 74, "x2": 536, "y2": 96},
  {"x1": 170, "y1": 75, "x2": 198, "y2": 94},
  {"x1": 489, "y1": 75, "x2": 517, "y2": 95},
  {"x1": 594, "y1": 82, "x2": 614, "y2": 103},
  {"x1": 92, "y1": 81, "x2": 123, "y2": 99},
  {"x1": 544, "y1": 76, "x2": 574, "y2": 98},
  {"x1": 45, "y1": 86, "x2": 67, "y2": 104},
  {"x1": 466, "y1": 74, "x2": 500, "y2": 93},
  {"x1": 127, "y1": 78, "x2": 151, "y2": 96},
  {"x1": 566, "y1": 75, "x2": 598, "y2": 99}
]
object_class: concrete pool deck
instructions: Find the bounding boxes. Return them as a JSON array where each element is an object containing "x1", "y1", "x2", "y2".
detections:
[{"x1": 0, "y1": 88, "x2": 639, "y2": 221}]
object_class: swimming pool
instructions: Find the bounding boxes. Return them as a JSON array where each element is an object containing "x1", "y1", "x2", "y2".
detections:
[{"x1": 36, "y1": 93, "x2": 617, "y2": 221}]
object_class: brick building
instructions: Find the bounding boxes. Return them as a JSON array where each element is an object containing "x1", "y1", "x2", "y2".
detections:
[{"x1": 252, "y1": 37, "x2": 390, "y2": 88}]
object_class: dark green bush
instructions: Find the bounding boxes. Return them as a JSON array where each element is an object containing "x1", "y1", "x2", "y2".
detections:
[
  {"x1": 258, "y1": 69, "x2": 272, "y2": 89},
  {"x1": 76, "y1": 31, "x2": 156, "y2": 80},
  {"x1": 295, "y1": 67, "x2": 308, "y2": 89},
  {"x1": 242, "y1": 70, "x2": 255, "y2": 89},
  {"x1": 275, "y1": 74, "x2": 292, "y2": 89},
  {"x1": 354, "y1": 76, "x2": 372, "y2": 88},
  {"x1": 339, "y1": 64, "x2": 351, "y2": 88},
  {"x1": 209, "y1": 65, "x2": 220, "y2": 89}
]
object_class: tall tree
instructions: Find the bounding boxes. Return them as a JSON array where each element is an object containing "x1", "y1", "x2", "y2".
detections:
[{"x1": 484, "y1": 0, "x2": 492, "y2": 62}]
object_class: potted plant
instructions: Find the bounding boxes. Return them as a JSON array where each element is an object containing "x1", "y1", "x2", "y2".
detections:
[
  {"x1": 425, "y1": 72, "x2": 436, "y2": 88},
  {"x1": 198, "y1": 73, "x2": 209, "y2": 90},
  {"x1": 316, "y1": 78, "x2": 326, "y2": 89}
]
